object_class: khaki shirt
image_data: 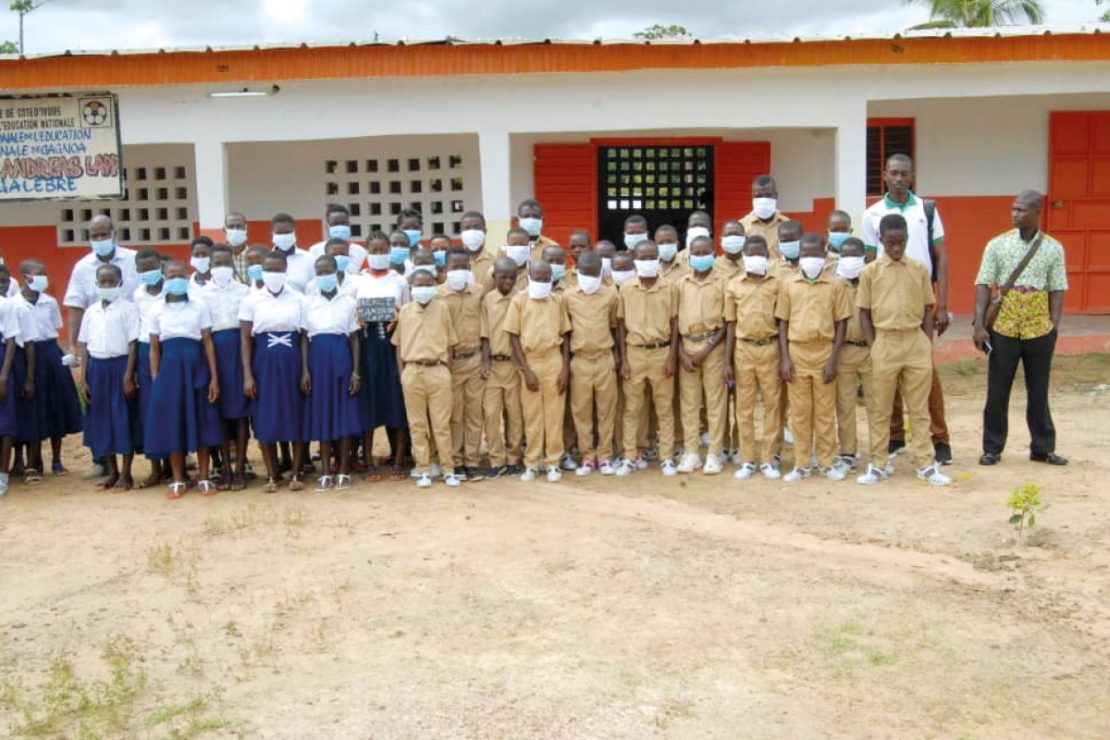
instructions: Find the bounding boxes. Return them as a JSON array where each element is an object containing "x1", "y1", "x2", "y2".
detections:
[
  {"x1": 437, "y1": 282, "x2": 483, "y2": 352},
  {"x1": 560, "y1": 270, "x2": 579, "y2": 291},
  {"x1": 480, "y1": 289, "x2": 516, "y2": 357},
  {"x1": 618, "y1": 277, "x2": 676, "y2": 346},
  {"x1": 675, "y1": 271, "x2": 726, "y2": 336},
  {"x1": 564, "y1": 284, "x2": 619, "y2": 354},
  {"x1": 775, "y1": 272, "x2": 852, "y2": 342},
  {"x1": 469, "y1": 249, "x2": 496, "y2": 294},
  {"x1": 503, "y1": 291, "x2": 570, "y2": 354},
  {"x1": 529, "y1": 234, "x2": 563, "y2": 265},
  {"x1": 392, "y1": 298, "x2": 457, "y2": 364},
  {"x1": 842, "y1": 279, "x2": 864, "y2": 343},
  {"x1": 723, "y1": 272, "x2": 780, "y2": 340},
  {"x1": 740, "y1": 211, "x2": 790, "y2": 261},
  {"x1": 713, "y1": 255, "x2": 744, "y2": 280},
  {"x1": 857, "y1": 255, "x2": 935, "y2": 331},
  {"x1": 659, "y1": 259, "x2": 691, "y2": 287}
]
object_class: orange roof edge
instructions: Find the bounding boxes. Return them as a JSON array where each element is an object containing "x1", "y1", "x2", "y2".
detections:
[{"x1": 1, "y1": 33, "x2": 1108, "y2": 89}]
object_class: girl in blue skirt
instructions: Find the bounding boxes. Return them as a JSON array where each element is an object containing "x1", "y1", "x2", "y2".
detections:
[
  {"x1": 77, "y1": 264, "x2": 140, "y2": 491},
  {"x1": 146, "y1": 261, "x2": 223, "y2": 500},
  {"x1": 196, "y1": 244, "x2": 251, "y2": 491},
  {"x1": 132, "y1": 248, "x2": 169, "y2": 488},
  {"x1": 302, "y1": 255, "x2": 361, "y2": 491},
  {"x1": 0, "y1": 293, "x2": 31, "y2": 496},
  {"x1": 239, "y1": 251, "x2": 308, "y2": 493}
]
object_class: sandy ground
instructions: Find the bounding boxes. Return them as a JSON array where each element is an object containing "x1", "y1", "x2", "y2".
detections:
[{"x1": 1, "y1": 353, "x2": 1109, "y2": 739}]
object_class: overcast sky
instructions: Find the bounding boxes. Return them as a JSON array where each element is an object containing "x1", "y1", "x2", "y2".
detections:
[{"x1": 1, "y1": 0, "x2": 1104, "y2": 55}]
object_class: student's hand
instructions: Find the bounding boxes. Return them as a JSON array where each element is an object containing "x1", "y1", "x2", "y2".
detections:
[
  {"x1": 557, "y1": 366, "x2": 569, "y2": 394},
  {"x1": 78, "y1": 379, "x2": 90, "y2": 404},
  {"x1": 480, "y1": 360, "x2": 490, "y2": 379},
  {"x1": 935, "y1": 306, "x2": 950, "y2": 336},
  {"x1": 123, "y1": 374, "x2": 137, "y2": 400},
  {"x1": 385, "y1": 319, "x2": 397, "y2": 334},
  {"x1": 243, "y1": 375, "x2": 257, "y2": 399},
  {"x1": 300, "y1": 371, "x2": 312, "y2": 395},
  {"x1": 21, "y1": 379, "x2": 34, "y2": 399},
  {"x1": 822, "y1": 360, "x2": 838, "y2": 384},
  {"x1": 0, "y1": 378, "x2": 7, "y2": 403},
  {"x1": 723, "y1": 363, "x2": 734, "y2": 388},
  {"x1": 620, "y1": 360, "x2": 631, "y2": 381},
  {"x1": 972, "y1": 324, "x2": 991, "y2": 353},
  {"x1": 349, "y1": 374, "x2": 361, "y2": 395},
  {"x1": 779, "y1": 357, "x2": 795, "y2": 382},
  {"x1": 663, "y1": 354, "x2": 676, "y2": 379},
  {"x1": 695, "y1": 346, "x2": 714, "y2": 368},
  {"x1": 208, "y1": 379, "x2": 220, "y2": 404},
  {"x1": 680, "y1": 350, "x2": 696, "y2": 373},
  {"x1": 523, "y1": 368, "x2": 539, "y2": 392}
]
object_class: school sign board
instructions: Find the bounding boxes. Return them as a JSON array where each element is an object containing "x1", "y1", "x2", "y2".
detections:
[{"x1": 0, "y1": 92, "x2": 123, "y2": 201}]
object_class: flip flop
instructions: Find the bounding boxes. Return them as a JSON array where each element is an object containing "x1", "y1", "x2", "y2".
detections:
[
  {"x1": 24, "y1": 468, "x2": 42, "y2": 486},
  {"x1": 197, "y1": 480, "x2": 218, "y2": 497},
  {"x1": 165, "y1": 481, "x2": 186, "y2": 500}
]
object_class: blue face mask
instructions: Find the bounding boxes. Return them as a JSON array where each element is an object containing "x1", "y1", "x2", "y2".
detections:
[
  {"x1": 328, "y1": 224, "x2": 352, "y2": 241},
  {"x1": 316, "y1": 273, "x2": 338, "y2": 293},
  {"x1": 689, "y1": 254, "x2": 715, "y2": 273},
  {"x1": 404, "y1": 229, "x2": 422, "y2": 247},
  {"x1": 334, "y1": 255, "x2": 350, "y2": 273},
  {"x1": 390, "y1": 246, "x2": 410, "y2": 266},
  {"x1": 165, "y1": 277, "x2": 189, "y2": 296},
  {"x1": 247, "y1": 264, "x2": 264, "y2": 283},
  {"x1": 780, "y1": 240, "x2": 801, "y2": 261},
  {"x1": 367, "y1": 253, "x2": 390, "y2": 271},
  {"x1": 551, "y1": 264, "x2": 566, "y2": 282},
  {"x1": 138, "y1": 268, "x2": 163, "y2": 286},
  {"x1": 433, "y1": 251, "x2": 447, "y2": 268},
  {"x1": 827, "y1": 232, "x2": 851, "y2": 252},
  {"x1": 90, "y1": 238, "x2": 115, "y2": 257}
]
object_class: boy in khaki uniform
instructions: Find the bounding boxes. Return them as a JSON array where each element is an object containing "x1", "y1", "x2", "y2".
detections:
[
  {"x1": 674, "y1": 235, "x2": 727, "y2": 475},
  {"x1": 857, "y1": 214, "x2": 951, "y2": 486},
  {"x1": 723, "y1": 235, "x2": 784, "y2": 480},
  {"x1": 832, "y1": 238, "x2": 872, "y2": 472},
  {"x1": 740, "y1": 175, "x2": 790, "y2": 260},
  {"x1": 479, "y1": 258, "x2": 524, "y2": 477},
  {"x1": 615, "y1": 240, "x2": 679, "y2": 477},
  {"x1": 715, "y1": 220, "x2": 747, "y2": 280},
  {"x1": 564, "y1": 251, "x2": 620, "y2": 476},
  {"x1": 460, "y1": 211, "x2": 496, "y2": 294},
  {"x1": 655, "y1": 224, "x2": 690, "y2": 287},
  {"x1": 439, "y1": 247, "x2": 486, "y2": 481},
  {"x1": 393, "y1": 270, "x2": 460, "y2": 489},
  {"x1": 505, "y1": 260, "x2": 571, "y2": 483},
  {"x1": 776, "y1": 233, "x2": 851, "y2": 483}
]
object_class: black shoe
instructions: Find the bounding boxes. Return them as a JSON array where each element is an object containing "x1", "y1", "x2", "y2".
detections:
[
  {"x1": 979, "y1": 452, "x2": 1002, "y2": 466},
  {"x1": 1031, "y1": 452, "x2": 1068, "y2": 466},
  {"x1": 505, "y1": 464, "x2": 521, "y2": 476},
  {"x1": 453, "y1": 465, "x2": 469, "y2": 481},
  {"x1": 934, "y1": 442, "x2": 953, "y2": 465},
  {"x1": 466, "y1": 466, "x2": 484, "y2": 482},
  {"x1": 888, "y1": 440, "x2": 906, "y2": 455},
  {"x1": 486, "y1": 466, "x2": 506, "y2": 479}
]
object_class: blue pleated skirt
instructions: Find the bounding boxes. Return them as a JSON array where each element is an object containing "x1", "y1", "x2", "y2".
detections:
[
  {"x1": 251, "y1": 331, "x2": 304, "y2": 443},
  {"x1": 144, "y1": 337, "x2": 224, "y2": 456},
  {"x1": 213, "y1": 329, "x2": 249, "y2": 420},
  {"x1": 83, "y1": 355, "x2": 140, "y2": 457},
  {"x1": 136, "y1": 342, "x2": 158, "y2": 457},
  {"x1": 0, "y1": 337, "x2": 18, "y2": 438},
  {"x1": 359, "y1": 324, "x2": 406, "y2": 430},
  {"x1": 303, "y1": 333, "x2": 360, "y2": 442},
  {"x1": 16, "y1": 339, "x2": 83, "y2": 442}
]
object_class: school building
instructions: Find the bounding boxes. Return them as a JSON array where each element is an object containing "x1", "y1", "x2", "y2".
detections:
[{"x1": 1, "y1": 26, "x2": 1108, "y2": 314}]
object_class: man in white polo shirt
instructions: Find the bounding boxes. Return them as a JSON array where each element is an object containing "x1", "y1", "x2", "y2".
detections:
[
  {"x1": 861, "y1": 153, "x2": 952, "y2": 464},
  {"x1": 308, "y1": 203, "x2": 368, "y2": 276}
]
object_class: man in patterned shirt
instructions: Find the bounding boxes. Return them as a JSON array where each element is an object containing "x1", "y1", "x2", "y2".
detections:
[{"x1": 973, "y1": 190, "x2": 1068, "y2": 467}]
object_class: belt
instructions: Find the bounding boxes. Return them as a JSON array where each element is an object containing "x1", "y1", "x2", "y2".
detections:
[
  {"x1": 409, "y1": 359, "x2": 445, "y2": 367},
  {"x1": 571, "y1": 348, "x2": 612, "y2": 358},
  {"x1": 846, "y1": 340, "x2": 870, "y2": 347},
  {"x1": 454, "y1": 349, "x2": 478, "y2": 360},
  {"x1": 632, "y1": 341, "x2": 670, "y2": 350},
  {"x1": 684, "y1": 328, "x2": 721, "y2": 342},
  {"x1": 740, "y1": 336, "x2": 778, "y2": 346},
  {"x1": 490, "y1": 354, "x2": 513, "y2": 362}
]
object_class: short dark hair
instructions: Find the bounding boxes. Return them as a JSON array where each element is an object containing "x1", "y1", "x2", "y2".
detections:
[
  {"x1": 315, "y1": 254, "x2": 337, "y2": 270},
  {"x1": 447, "y1": 246, "x2": 469, "y2": 261},
  {"x1": 325, "y1": 203, "x2": 349, "y2": 216},
  {"x1": 325, "y1": 237, "x2": 348, "y2": 250},
  {"x1": 135, "y1": 247, "x2": 161, "y2": 262},
  {"x1": 191, "y1": 235, "x2": 214, "y2": 249},
  {"x1": 517, "y1": 198, "x2": 543, "y2": 215},
  {"x1": 879, "y1": 213, "x2": 908, "y2": 236},
  {"x1": 624, "y1": 214, "x2": 648, "y2": 229},
  {"x1": 271, "y1": 212, "x2": 295, "y2": 227},
  {"x1": 96, "y1": 263, "x2": 123, "y2": 281},
  {"x1": 461, "y1": 210, "x2": 486, "y2": 226},
  {"x1": 397, "y1": 207, "x2": 423, "y2": 224},
  {"x1": 886, "y1": 153, "x2": 913, "y2": 170},
  {"x1": 211, "y1": 244, "x2": 233, "y2": 259},
  {"x1": 840, "y1": 237, "x2": 866, "y2": 253},
  {"x1": 753, "y1": 174, "x2": 776, "y2": 188}
]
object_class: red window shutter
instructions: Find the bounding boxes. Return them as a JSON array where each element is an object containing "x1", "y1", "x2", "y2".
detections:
[
  {"x1": 712, "y1": 141, "x2": 771, "y2": 237},
  {"x1": 533, "y1": 143, "x2": 596, "y2": 246}
]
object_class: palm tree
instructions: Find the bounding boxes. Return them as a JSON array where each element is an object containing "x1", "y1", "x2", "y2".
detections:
[{"x1": 905, "y1": 0, "x2": 1045, "y2": 29}]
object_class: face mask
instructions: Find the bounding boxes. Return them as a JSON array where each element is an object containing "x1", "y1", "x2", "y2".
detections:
[
  {"x1": 272, "y1": 232, "x2": 296, "y2": 251},
  {"x1": 657, "y1": 242, "x2": 678, "y2": 262},
  {"x1": 505, "y1": 245, "x2": 529, "y2": 266},
  {"x1": 328, "y1": 224, "x2": 351, "y2": 241},
  {"x1": 518, "y1": 217, "x2": 542, "y2": 237},
  {"x1": 612, "y1": 269, "x2": 635, "y2": 287},
  {"x1": 433, "y1": 251, "x2": 447, "y2": 269},
  {"x1": 634, "y1": 259, "x2": 660, "y2": 278},
  {"x1": 550, "y1": 264, "x2": 566, "y2": 282},
  {"x1": 26, "y1": 274, "x2": 48, "y2": 292},
  {"x1": 138, "y1": 268, "x2": 163, "y2": 286},
  {"x1": 685, "y1": 226, "x2": 710, "y2": 247},
  {"x1": 91, "y1": 238, "x2": 115, "y2": 257},
  {"x1": 224, "y1": 228, "x2": 247, "y2": 247},
  {"x1": 578, "y1": 274, "x2": 602, "y2": 295},
  {"x1": 827, "y1": 232, "x2": 851, "y2": 252},
  {"x1": 779, "y1": 240, "x2": 801, "y2": 261},
  {"x1": 334, "y1": 254, "x2": 350, "y2": 273},
  {"x1": 403, "y1": 229, "x2": 422, "y2": 247},
  {"x1": 211, "y1": 266, "x2": 234, "y2": 287},
  {"x1": 412, "y1": 264, "x2": 436, "y2": 275},
  {"x1": 165, "y1": 276, "x2": 190, "y2": 296},
  {"x1": 721, "y1": 235, "x2": 746, "y2": 255},
  {"x1": 446, "y1": 269, "x2": 473, "y2": 291},
  {"x1": 412, "y1": 285, "x2": 437, "y2": 305},
  {"x1": 624, "y1": 232, "x2": 648, "y2": 250},
  {"x1": 527, "y1": 279, "x2": 552, "y2": 300},
  {"x1": 366, "y1": 253, "x2": 389, "y2": 271},
  {"x1": 837, "y1": 256, "x2": 866, "y2": 280},
  {"x1": 97, "y1": 286, "x2": 120, "y2": 303},
  {"x1": 190, "y1": 256, "x2": 211, "y2": 274},
  {"x1": 600, "y1": 257, "x2": 612, "y2": 277},
  {"x1": 262, "y1": 271, "x2": 286, "y2": 292},
  {"x1": 461, "y1": 229, "x2": 485, "y2": 251},
  {"x1": 800, "y1": 257, "x2": 826, "y2": 280},
  {"x1": 247, "y1": 264, "x2": 264, "y2": 283},
  {"x1": 316, "y1": 273, "x2": 338, "y2": 293},
  {"x1": 689, "y1": 254, "x2": 714, "y2": 273},
  {"x1": 743, "y1": 255, "x2": 768, "y2": 276},
  {"x1": 389, "y1": 246, "x2": 410, "y2": 266},
  {"x1": 753, "y1": 197, "x2": 778, "y2": 220}
]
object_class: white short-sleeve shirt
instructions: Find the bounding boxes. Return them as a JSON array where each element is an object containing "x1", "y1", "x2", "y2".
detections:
[
  {"x1": 196, "y1": 280, "x2": 250, "y2": 333},
  {"x1": 861, "y1": 192, "x2": 946, "y2": 275},
  {"x1": 17, "y1": 292, "x2": 63, "y2": 342},
  {"x1": 150, "y1": 299, "x2": 213, "y2": 342},
  {"x1": 305, "y1": 293, "x2": 359, "y2": 338},
  {"x1": 62, "y1": 246, "x2": 139, "y2": 310},
  {"x1": 305, "y1": 273, "x2": 362, "y2": 299},
  {"x1": 274, "y1": 247, "x2": 317, "y2": 294},
  {"x1": 132, "y1": 285, "x2": 165, "y2": 345},
  {"x1": 78, "y1": 300, "x2": 140, "y2": 359},
  {"x1": 238, "y1": 288, "x2": 305, "y2": 335},
  {"x1": 308, "y1": 240, "x2": 368, "y2": 275},
  {"x1": 355, "y1": 270, "x2": 410, "y2": 311},
  {"x1": 0, "y1": 297, "x2": 26, "y2": 346}
]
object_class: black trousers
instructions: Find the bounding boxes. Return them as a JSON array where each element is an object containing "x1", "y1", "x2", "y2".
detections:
[{"x1": 982, "y1": 329, "x2": 1057, "y2": 456}]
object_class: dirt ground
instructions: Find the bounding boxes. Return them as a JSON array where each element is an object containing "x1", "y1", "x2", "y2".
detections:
[{"x1": 1, "y1": 353, "x2": 1109, "y2": 739}]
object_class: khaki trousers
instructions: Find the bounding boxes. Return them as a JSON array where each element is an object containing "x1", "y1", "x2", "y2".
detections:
[
  {"x1": 570, "y1": 350, "x2": 619, "y2": 461},
  {"x1": 401, "y1": 364, "x2": 454, "y2": 474},
  {"x1": 836, "y1": 344, "x2": 873, "y2": 458},
  {"x1": 482, "y1": 358, "x2": 522, "y2": 467},
  {"x1": 868, "y1": 328, "x2": 934, "y2": 469},
  {"x1": 520, "y1": 348, "x2": 566, "y2": 470},
  {"x1": 679, "y1": 336, "x2": 727, "y2": 458},
  {"x1": 622, "y1": 345, "x2": 675, "y2": 461},
  {"x1": 450, "y1": 351, "x2": 485, "y2": 468},
  {"x1": 786, "y1": 340, "x2": 838, "y2": 470},
  {"x1": 733, "y1": 339, "x2": 783, "y2": 465}
]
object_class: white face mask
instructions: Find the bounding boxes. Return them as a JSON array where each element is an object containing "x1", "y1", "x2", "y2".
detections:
[
  {"x1": 743, "y1": 255, "x2": 768, "y2": 276},
  {"x1": 262, "y1": 271, "x2": 287, "y2": 292},
  {"x1": 527, "y1": 279, "x2": 552, "y2": 300},
  {"x1": 753, "y1": 197, "x2": 778, "y2": 220},
  {"x1": 446, "y1": 269, "x2": 473, "y2": 291},
  {"x1": 190, "y1": 256, "x2": 211, "y2": 274},
  {"x1": 224, "y1": 228, "x2": 247, "y2": 247},
  {"x1": 97, "y1": 286, "x2": 120, "y2": 303},
  {"x1": 600, "y1": 257, "x2": 612, "y2": 278},
  {"x1": 634, "y1": 258, "x2": 660, "y2": 278},
  {"x1": 800, "y1": 256, "x2": 826, "y2": 280},
  {"x1": 657, "y1": 242, "x2": 678, "y2": 262},
  {"x1": 272, "y1": 232, "x2": 296, "y2": 251},
  {"x1": 518, "y1": 217, "x2": 543, "y2": 237},
  {"x1": 721, "y1": 235, "x2": 746, "y2": 255},
  {"x1": 411, "y1": 285, "x2": 438, "y2": 305},
  {"x1": 612, "y1": 269, "x2": 635, "y2": 287},
  {"x1": 837, "y1": 255, "x2": 866, "y2": 280},
  {"x1": 685, "y1": 226, "x2": 710, "y2": 247},
  {"x1": 505, "y1": 244, "x2": 529, "y2": 266},
  {"x1": 578, "y1": 274, "x2": 602, "y2": 295},
  {"x1": 211, "y1": 266, "x2": 235, "y2": 287},
  {"x1": 460, "y1": 229, "x2": 485, "y2": 252},
  {"x1": 624, "y1": 232, "x2": 649, "y2": 250}
]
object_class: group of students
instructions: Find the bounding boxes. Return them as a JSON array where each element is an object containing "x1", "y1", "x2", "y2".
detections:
[{"x1": 0, "y1": 192, "x2": 952, "y2": 499}]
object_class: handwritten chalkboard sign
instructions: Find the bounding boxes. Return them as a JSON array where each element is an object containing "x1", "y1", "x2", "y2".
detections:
[{"x1": 358, "y1": 296, "x2": 396, "y2": 324}]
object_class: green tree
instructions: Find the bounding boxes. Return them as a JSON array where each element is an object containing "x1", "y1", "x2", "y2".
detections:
[
  {"x1": 905, "y1": 0, "x2": 1044, "y2": 29},
  {"x1": 1098, "y1": 0, "x2": 1109, "y2": 23},
  {"x1": 633, "y1": 24, "x2": 691, "y2": 40},
  {"x1": 0, "y1": 40, "x2": 17, "y2": 53},
  {"x1": 9, "y1": 0, "x2": 58, "y2": 54}
]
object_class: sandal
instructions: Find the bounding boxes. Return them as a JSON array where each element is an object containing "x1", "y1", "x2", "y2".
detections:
[
  {"x1": 314, "y1": 475, "x2": 333, "y2": 492},
  {"x1": 217, "y1": 469, "x2": 233, "y2": 491},
  {"x1": 389, "y1": 466, "x2": 406, "y2": 482},
  {"x1": 197, "y1": 480, "x2": 218, "y2": 497},
  {"x1": 24, "y1": 468, "x2": 42, "y2": 486},
  {"x1": 231, "y1": 472, "x2": 247, "y2": 491},
  {"x1": 263, "y1": 478, "x2": 278, "y2": 494},
  {"x1": 365, "y1": 467, "x2": 382, "y2": 482},
  {"x1": 165, "y1": 481, "x2": 186, "y2": 500},
  {"x1": 288, "y1": 476, "x2": 305, "y2": 492},
  {"x1": 51, "y1": 460, "x2": 68, "y2": 476},
  {"x1": 335, "y1": 473, "x2": 351, "y2": 490}
]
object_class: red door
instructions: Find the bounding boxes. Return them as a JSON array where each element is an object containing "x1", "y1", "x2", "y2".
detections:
[{"x1": 1048, "y1": 112, "x2": 1110, "y2": 314}]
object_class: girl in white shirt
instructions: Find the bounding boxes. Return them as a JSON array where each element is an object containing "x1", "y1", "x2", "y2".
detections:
[
  {"x1": 188, "y1": 236, "x2": 214, "y2": 290},
  {"x1": 304, "y1": 238, "x2": 362, "y2": 299},
  {"x1": 0, "y1": 289, "x2": 31, "y2": 496},
  {"x1": 132, "y1": 247, "x2": 170, "y2": 488}
]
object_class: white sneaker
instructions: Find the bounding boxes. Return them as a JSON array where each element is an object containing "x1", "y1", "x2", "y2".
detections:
[
  {"x1": 546, "y1": 467, "x2": 563, "y2": 483},
  {"x1": 734, "y1": 462, "x2": 757, "y2": 481},
  {"x1": 783, "y1": 427, "x2": 794, "y2": 447},
  {"x1": 660, "y1": 459, "x2": 678, "y2": 477},
  {"x1": 614, "y1": 459, "x2": 635, "y2": 477},
  {"x1": 917, "y1": 463, "x2": 952, "y2": 486},
  {"x1": 856, "y1": 464, "x2": 888, "y2": 485},
  {"x1": 633, "y1": 456, "x2": 649, "y2": 470},
  {"x1": 760, "y1": 462, "x2": 782, "y2": 480},
  {"x1": 838, "y1": 454, "x2": 859, "y2": 472},
  {"x1": 410, "y1": 468, "x2": 421, "y2": 479},
  {"x1": 415, "y1": 473, "x2": 432, "y2": 489},
  {"x1": 730, "y1": 449, "x2": 743, "y2": 465},
  {"x1": 561, "y1": 453, "x2": 577, "y2": 471},
  {"x1": 783, "y1": 467, "x2": 811, "y2": 482},
  {"x1": 443, "y1": 473, "x2": 461, "y2": 488},
  {"x1": 430, "y1": 463, "x2": 442, "y2": 478},
  {"x1": 520, "y1": 467, "x2": 538, "y2": 482},
  {"x1": 700, "y1": 431, "x2": 710, "y2": 446},
  {"x1": 702, "y1": 456, "x2": 723, "y2": 475},
  {"x1": 599, "y1": 460, "x2": 616, "y2": 476},
  {"x1": 575, "y1": 460, "x2": 596, "y2": 477},
  {"x1": 822, "y1": 465, "x2": 846, "y2": 482},
  {"x1": 676, "y1": 452, "x2": 702, "y2": 474}
]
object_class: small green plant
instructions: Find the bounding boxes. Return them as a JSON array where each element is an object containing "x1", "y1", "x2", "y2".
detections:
[{"x1": 1007, "y1": 482, "x2": 1044, "y2": 536}]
